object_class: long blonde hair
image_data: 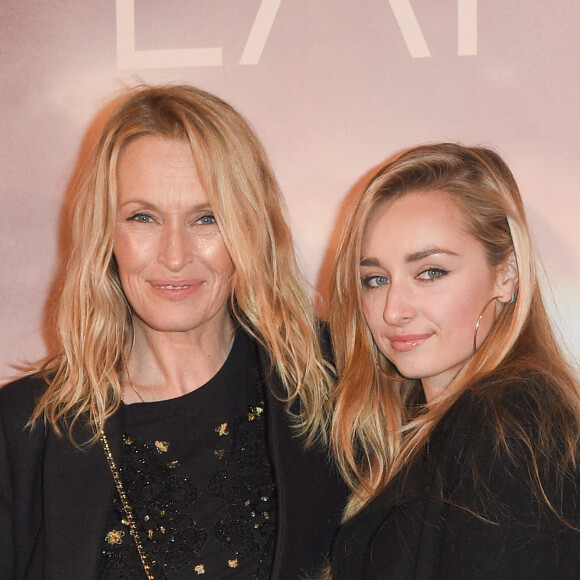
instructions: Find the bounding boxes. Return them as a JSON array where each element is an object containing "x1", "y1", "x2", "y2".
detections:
[
  {"x1": 33, "y1": 84, "x2": 331, "y2": 444},
  {"x1": 329, "y1": 143, "x2": 580, "y2": 518}
]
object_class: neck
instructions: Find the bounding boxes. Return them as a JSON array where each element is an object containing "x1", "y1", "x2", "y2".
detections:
[{"x1": 123, "y1": 316, "x2": 236, "y2": 404}]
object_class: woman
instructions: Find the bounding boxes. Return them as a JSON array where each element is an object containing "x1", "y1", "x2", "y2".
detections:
[
  {"x1": 328, "y1": 143, "x2": 580, "y2": 578},
  {"x1": 0, "y1": 85, "x2": 345, "y2": 579}
]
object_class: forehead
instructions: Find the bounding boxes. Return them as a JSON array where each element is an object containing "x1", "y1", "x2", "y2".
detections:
[
  {"x1": 115, "y1": 136, "x2": 210, "y2": 208},
  {"x1": 117, "y1": 135, "x2": 195, "y2": 172},
  {"x1": 362, "y1": 190, "x2": 478, "y2": 256}
]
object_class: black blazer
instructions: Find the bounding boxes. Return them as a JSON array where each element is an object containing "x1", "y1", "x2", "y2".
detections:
[
  {"x1": 0, "y1": 344, "x2": 347, "y2": 579},
  {"x1": 332, "y1": 377, "x2": 580, "y2": 579}
]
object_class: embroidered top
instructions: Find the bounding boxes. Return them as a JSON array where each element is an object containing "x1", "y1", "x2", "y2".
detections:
[{"x1": 100, "y1": 330, "x2": 276, "y2": 579}]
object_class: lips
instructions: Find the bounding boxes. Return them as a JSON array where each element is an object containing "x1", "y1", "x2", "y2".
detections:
[
  {"x1": 157, "y1": 284, "x2": 189, "y2": 289},
  {"x1": 388, "y1": 334, "x2": 432, "y2": 352},
  {"x1": 149, "y1": 279, "x2": 202, "y2": 300}
]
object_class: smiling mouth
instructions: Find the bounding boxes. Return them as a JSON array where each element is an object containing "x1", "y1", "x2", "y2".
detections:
[
  {"x1": 388, "y1": 334, "x2": 431, "y2": 352},
  {"x1": 157, "y1": 284, "x2": 190, "y2": 289},
  {"x1": 150, "y1": 280, "x2": 201, "y2": 300}
]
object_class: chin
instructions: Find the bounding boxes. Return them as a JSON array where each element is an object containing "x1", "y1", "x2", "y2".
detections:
[
  {"x1": 136, "y1": 316, "x2": 201, "y2": 334},
  {"x1": 390, "y1": 362, "x2": 428, "y2": 382}
]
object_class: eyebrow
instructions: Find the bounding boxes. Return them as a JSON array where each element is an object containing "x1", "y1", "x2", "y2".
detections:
[
  {"x1": 118, "y1": 199, "x2": 212, "y2": 211},
  {"x1": 405, "y1": 248, "x2": 459, "y2": 262},
  {"x1": 360, "y1": 248, "x2": 458, "y2": 267},
  {"x1": 360, "y1": 257, "x2": 380, "y2": 267}
]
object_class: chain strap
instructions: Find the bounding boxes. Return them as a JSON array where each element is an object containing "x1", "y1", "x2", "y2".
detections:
[{"x1": 100, "y1": 430, "x2": 155, "y2": 580}]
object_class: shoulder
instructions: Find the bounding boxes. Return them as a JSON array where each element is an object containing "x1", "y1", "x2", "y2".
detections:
[
  {"x1": 0, "y1": 373, "x2": 48, "y2": 406},
  {"x1": 0, "y1": 374, "x2": 48, "y2": 431},
  {"x1": 432, "y1": 369, "x2": 579, "y2": 486},
  {"x1": 445, "y1": 369, "x2": 569, "y2": 432},
  {"x1": 478, "y1": 370, "x2": 577, "y2": 443},
  {"x1": 445, "y1": 369, "x2": 580, "y2": 500}
]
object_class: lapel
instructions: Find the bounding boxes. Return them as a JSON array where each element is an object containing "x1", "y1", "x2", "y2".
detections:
[
  {"x1": 354, "y1": 392, "x2": 473, "y2": 522},
  {"x1": 352, "y1": 449, "x2": 430, "y2": 530},
  {"x1": 256, "y1": 340, "x2": 348, "y2": 580},
  {"x1": 255, "y1": 343, "x2": 286, "y2": 575},
  {"x1": 42, "y1": 409, "x2": 124, "y2": 579}
]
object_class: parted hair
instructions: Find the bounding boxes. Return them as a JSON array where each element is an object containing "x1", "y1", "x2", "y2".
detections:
[
  {"x1": 33, "y1": 84, "x2": 332, "y2": 444},
  {"x1": 328, "y1": 142, "x2": 580, "y2": 518}
]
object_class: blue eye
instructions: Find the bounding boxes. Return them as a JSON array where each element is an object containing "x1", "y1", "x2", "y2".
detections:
[
  {"x1": 418, "y1": 268, "x2": 448, "y2": 281},
  {"x1": 197, "y1": 215, "x2": 216, "y2": 225},
  {"x1": 129, "y1": 213, "x2": 153, "y2": 223},
  {"x1": 363, "y1": 275, "x2": 390, "y2": 288}
]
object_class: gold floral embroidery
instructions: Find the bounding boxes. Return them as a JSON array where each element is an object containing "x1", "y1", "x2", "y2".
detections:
[
  {"x1": 228, "y1": 559, "x2": 239, "y2": 568},
  {"x1": 105, "y1": 529, "x2": 125, "y2": 545},
  {"x1": 155, "y1": 440, "x2": 169, "y2": 453},
  {"x1": 194, "y1": 564, "x2": 206, "y2": 574},
  {"x1": 216, "y1": 423, "x2": 229, "y2": 436},
  {"x1": 248, "y1": 406, "x2": 263, "y2": 421}
]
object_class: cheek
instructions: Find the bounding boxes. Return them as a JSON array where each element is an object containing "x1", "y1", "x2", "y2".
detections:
[
  {"x1": 112, "y1": 230, "x2": 157, "y2": 282},
  {"x1": 446, "y1": 299, "x2": 477, "y2": 341},
  {"x1": 113, "y1": 239, "x2": 148, "y2": 275},
  {"x1": 215, "y1": 254, "x2": 235, "y2": 282},
  {"x1": 362, "y1": 293, "x2": 384, "y2": 331},
  {"x1": 436, "y1": 285, "x2": 493, "y2": 344},
  {"x1": 197, "y1": 235, "x2": 226, "y2": 257},
  {"x1": 199, "y1": 236, "x2": 234, "y2": 276}
]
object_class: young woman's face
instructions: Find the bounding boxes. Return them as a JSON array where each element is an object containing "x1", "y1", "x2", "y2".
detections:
[
  {"x1": 113, "y1": 136, "x2": 235, "y2": 341},
  {"x1": 360, "y1": 191, "x2": 508, "y2": 402}
]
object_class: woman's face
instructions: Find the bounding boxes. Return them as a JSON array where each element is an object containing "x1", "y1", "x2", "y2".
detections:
[
  {"x1": 360, "y1": 191, "x2": 508, "y2": 402},
  {"x1": 113, "y1": 136, "x2": 234, "y2": 341}
]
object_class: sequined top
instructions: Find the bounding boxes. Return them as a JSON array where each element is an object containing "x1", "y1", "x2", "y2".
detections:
[{"x1": 100, "y1": 330, "x2": 275, "y2": 579}]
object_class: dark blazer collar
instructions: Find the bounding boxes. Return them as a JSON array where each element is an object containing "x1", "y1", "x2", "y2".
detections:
[
  {"x1": 256, "y1": 339, "x2": 347, "y2": 580},
  {"x1": 42, "y1": 408, "x2": 125, "y2": 579}
]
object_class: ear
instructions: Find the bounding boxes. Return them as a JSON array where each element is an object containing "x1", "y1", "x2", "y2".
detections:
[{"x1": 494, "y1": 250, "x2": 519, "y2": 303}]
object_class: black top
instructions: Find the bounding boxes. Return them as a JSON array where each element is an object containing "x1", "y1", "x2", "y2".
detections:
[
  {"x1": 332, "y1": 375, "x2": 580, "y2": 579},
  {"x1": 0, "y1": 329, "x2": 348, "y2": 580},
  {"x1": 100, "y1": 330, "x2": 275, "y2": 579}
]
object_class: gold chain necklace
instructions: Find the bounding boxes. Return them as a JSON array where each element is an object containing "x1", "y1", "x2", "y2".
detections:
[
  {"x1": 121, "y1": 370, "x2": 146, "y2": 403},
  {"x1": 100, "y1": 429, "x2": 154, "y2": 580}
]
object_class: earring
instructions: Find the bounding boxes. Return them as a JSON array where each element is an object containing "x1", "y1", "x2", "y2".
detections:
[
  {"x1": 473, "y1": 296, "x2": 500, "y2": 353},
  {"x1": 498, "y1": 291, "x2": 517, "y2": 305}
]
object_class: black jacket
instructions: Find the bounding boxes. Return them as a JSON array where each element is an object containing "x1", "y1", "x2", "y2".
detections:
[
  {"x1": 0, "y1": 343, "x2": 347, "y2": 579},
  {"x1": 333, "y1": 377, "x2": 580, "y2": 579}
]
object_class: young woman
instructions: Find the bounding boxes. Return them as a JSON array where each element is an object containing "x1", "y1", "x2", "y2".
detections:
[
  {"x1": 328, "y1": 143, "x2": 580, "y2": 578},
  {"x1": 0, "y1": 84, "x2": 345, "y2": 580}
]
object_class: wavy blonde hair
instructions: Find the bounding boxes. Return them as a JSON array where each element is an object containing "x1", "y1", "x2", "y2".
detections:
[
  {"x1": 328, "y1": 143, "x2": 580, "y2": 519},
  {"x1": 33, "y1": 84, "x2": 331, "y2": 444}
]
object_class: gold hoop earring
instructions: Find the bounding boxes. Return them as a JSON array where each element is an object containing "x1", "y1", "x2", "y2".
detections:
[{"x1": 473, "y1": 296, "x2": 500, "y2": 353}]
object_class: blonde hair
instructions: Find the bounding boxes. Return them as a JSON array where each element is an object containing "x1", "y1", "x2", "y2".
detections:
[
  {"x1": 33, "y1": 84, "x2": 331, "y2": 444},
  {"x1": 329, "y1": 143, "x2": 580, "y2": 518}
]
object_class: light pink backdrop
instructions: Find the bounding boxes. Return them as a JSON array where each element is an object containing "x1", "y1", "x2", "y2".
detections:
[{"x1": 1, "y1": 1, "x2": 579, "y2": 382}]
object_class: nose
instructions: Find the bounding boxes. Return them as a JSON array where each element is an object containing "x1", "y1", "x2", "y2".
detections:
[
  {"x1": 159, "y1": 222, "x2": 192, "y2": 272},
  {"x1": 382, "y1": 282, "x2": 415, "y2": 326}
]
